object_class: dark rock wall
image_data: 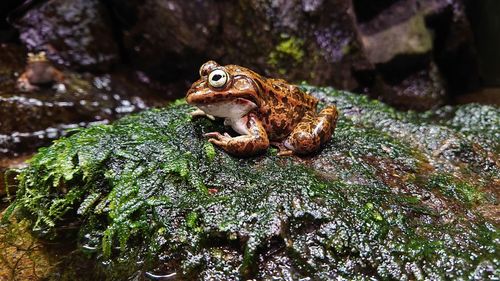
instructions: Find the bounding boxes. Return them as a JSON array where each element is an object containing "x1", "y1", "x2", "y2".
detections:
[
  {"x1": 108, "y1": 0, "x2": 372, "y2": 89},
  {"x1": 12, "y1": 0, "x2": 120, "y2": 71},
  {"x1": 2, "y1": 0, "x2": 490, "y2": 110},
  {"x1": 467, "y1": 0, "x2": 500, "y2": 86},
  {"x1": 355, "y1": 0, "x2": 481, "y2": 108},
  {"x1": 0, "y1": 0, "x2": 497, "y2": 157}
]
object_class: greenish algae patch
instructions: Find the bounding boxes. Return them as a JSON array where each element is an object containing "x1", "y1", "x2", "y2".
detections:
[
  {"x1": 3, "y1": 86, "x2": 499, "y2": 280},
  {"x1": 268, "y1": 35, "x2": 305, "y2": 74}
]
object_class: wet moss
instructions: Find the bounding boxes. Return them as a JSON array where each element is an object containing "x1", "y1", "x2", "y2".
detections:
[
  {"x1": 3, "y1": 86, "x2": 499, "y2": 280},
  {"x1": 427, "y1": 173, "x2": 483, "y2": 205},
  {"x1": 203, "y1": 143, "x2": 216, "y2": 162}
]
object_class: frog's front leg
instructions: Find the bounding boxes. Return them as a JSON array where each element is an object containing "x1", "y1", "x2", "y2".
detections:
[
  {"x1": 16, "y1": 73, "x2": 38, "y2": 92},
  {"x1": 283, "y1": 105, "x2": 338, "y2": 155},
  {"x1": 204, "y1": 113, "x2": 269, "y2": 156}
]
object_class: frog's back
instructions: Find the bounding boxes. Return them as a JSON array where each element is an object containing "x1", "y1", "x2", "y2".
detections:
[
  {"x1": 266, "y1": 78, "x2": 318, "y2": 109},
  {"x1": 225, "y1": 64, "x2": 319, "y2": 140},
  {"x1": 258, "y1": 78, "x2": 319, "y2": 140}
]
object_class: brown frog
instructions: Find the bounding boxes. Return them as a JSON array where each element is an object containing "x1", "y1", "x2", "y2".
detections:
[
  {"x1": 17, "y1": 51, "x2": 66, "y2": 92},
  {"x1": 186, "y1": 61, "x2": 338, "y2": 156}
]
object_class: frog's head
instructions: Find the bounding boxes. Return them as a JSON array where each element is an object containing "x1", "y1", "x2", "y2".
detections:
[
  {"x1": 186, "y1": 61, "x2": 263, "y2": 118},
  {"x1": 27, "y1": 51, "x2": 48, "y2": 63}
]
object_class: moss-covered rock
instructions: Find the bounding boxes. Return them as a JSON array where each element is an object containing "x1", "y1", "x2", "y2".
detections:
[{"x1": 4, "y1": 86, "x2": 499, "y2": 280}]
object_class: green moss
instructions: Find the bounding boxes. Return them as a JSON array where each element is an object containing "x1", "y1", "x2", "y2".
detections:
[
  {"x1": 268, "y1": 35, "x2": 305, "y2": 70},
  {"x1": 4, "y1": 86, "x2": 499, "y2": 280},
  {"x1": 203, "y1": 142, "x2": 216, "y2": 161},
  {"x1": 275, "y1": 36, "x2": 304, "y2": 62},
  {"x1": 428, "y1": 174, "x2": 483, "y2": 204}
]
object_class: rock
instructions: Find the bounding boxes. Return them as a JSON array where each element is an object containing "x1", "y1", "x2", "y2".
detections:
[
  {"x1": 0, "y1": 43, "x2": 169, "y2": 157},
  {"x1": 5, "y1": 86, "x2": 498, "y2": 279},
  {"x1": 110, "y1": 0, "x2": 220, "y2": 82},
  {"x1": 11, "y1": 0, "x2": 119, "y2": 71},
  {"x1": 110, "y1": 0, "x2": 372, "y2": 89},
  {"x1": 216, "y1": 0, "x2": 372, "y2": 89},
  {"x1": 7, "y1": 0, "x2": 483, "y2": 109},
  {"x1": 374, "y1": 61, "x2": 447, "y2": 109},
  {"x1": 360, "y1": 14, "x2": 433, "y2": 64},
  {"x1": 107, "y1": 0, "x2": 482, "y2": 109},
  {"x1": 355, "y1": 0, "x2": 480, "y2": 107}
]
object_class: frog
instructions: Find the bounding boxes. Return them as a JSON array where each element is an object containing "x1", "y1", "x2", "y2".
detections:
[
  {"x1": 186, "y1": 60, "x2": 338, "y2": 156},
  {"x1": 16, "y1": 51, "x2": 66, "y2": 92}
]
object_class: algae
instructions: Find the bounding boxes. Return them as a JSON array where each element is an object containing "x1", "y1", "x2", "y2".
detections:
[{"x1": 3, "y1": 86, "x2": 499, "y2": 280}]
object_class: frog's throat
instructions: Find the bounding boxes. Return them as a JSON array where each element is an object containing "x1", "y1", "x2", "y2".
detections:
[{"x1": 195, "y1": 98, "x2": 257, "y2": 121}]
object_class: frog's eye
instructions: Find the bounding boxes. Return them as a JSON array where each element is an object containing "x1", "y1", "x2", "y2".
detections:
[{"x1": 208, "y1": 69, "x2": 228, "y2": 88}]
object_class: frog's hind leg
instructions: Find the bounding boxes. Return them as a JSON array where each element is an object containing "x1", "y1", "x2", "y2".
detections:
[{"x1": 284, "y1": 106, "x2": 338, "y2": 155}]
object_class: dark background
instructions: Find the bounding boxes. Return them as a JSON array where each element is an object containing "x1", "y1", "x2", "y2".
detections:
[{"x1": 0, "y1": 0, "x2": 499, "y2": 158}]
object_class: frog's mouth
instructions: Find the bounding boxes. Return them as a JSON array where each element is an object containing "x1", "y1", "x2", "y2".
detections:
[{"x1": 195, "y1": 98, "x2": 257, "y2": 119}]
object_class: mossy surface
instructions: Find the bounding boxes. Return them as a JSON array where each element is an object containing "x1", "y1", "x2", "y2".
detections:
[{"x1": 4, "y1": 86, "x2": 499, "y2": 280}]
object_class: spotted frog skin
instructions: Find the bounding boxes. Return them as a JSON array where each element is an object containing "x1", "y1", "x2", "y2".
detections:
[
  {"x1": 186, "y1": 61, "x2": 338, "y2": 156},
  {"x1": 17, "y1": 51, "x2": 65, "y2": 92}
]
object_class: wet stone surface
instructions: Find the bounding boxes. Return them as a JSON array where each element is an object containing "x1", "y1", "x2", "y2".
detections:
[
  {"x1": 4, "y1": 86, "x2": 498, "y2": 280},
  {"x1": 0, "y1": 44, "x2": 169, "y2": 158}
]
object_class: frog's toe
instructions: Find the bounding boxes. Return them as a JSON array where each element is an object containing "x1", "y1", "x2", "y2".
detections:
[
  {"x1": 207, "y1": 138, "x2": 227, "y2": 147},
  {"x1": 204, "y1": 132, "x2": 231, "y2": 142},
  {"x1": 190, "y1": 108, "x2": 205, "y2": 116},
  {"x1": 17, "y1": 82, "x2": 37, "y2": 92},
  {"x1": 204, "y1": 132, "x2": 222, "y2": 138},
  {"x1": 284, "y1": 133, "x2": 320, "y2": 155},
  {"x1": 203, "y1": 132, "x2": 220, "y2": 137},
  {"x1": 277, "y1": 150, "x2": 294, "y2": 157}
]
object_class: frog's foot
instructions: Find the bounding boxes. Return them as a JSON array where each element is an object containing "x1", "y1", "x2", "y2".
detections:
[
  {"x1": 270, "y1": 141, "x2": 293, "y2": 157},
  {"x1": 204, "y1": 132, "x2": 232, "y2": 145},
  {"x1": 191, "y1": 108, "x2": 215, "y2": 120},
  {"x1": 204, "y1": 131, "x2": 239, "y2": 154},
  {"x1": 16, "y1": 75, "x2": 38, "y2": 92},
  {"x1": 284, "y1": 106, "x2": 338, "y2": 155},
  {"x1": 203, "y1": 114, "x2": 269, "y2": 156}
]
